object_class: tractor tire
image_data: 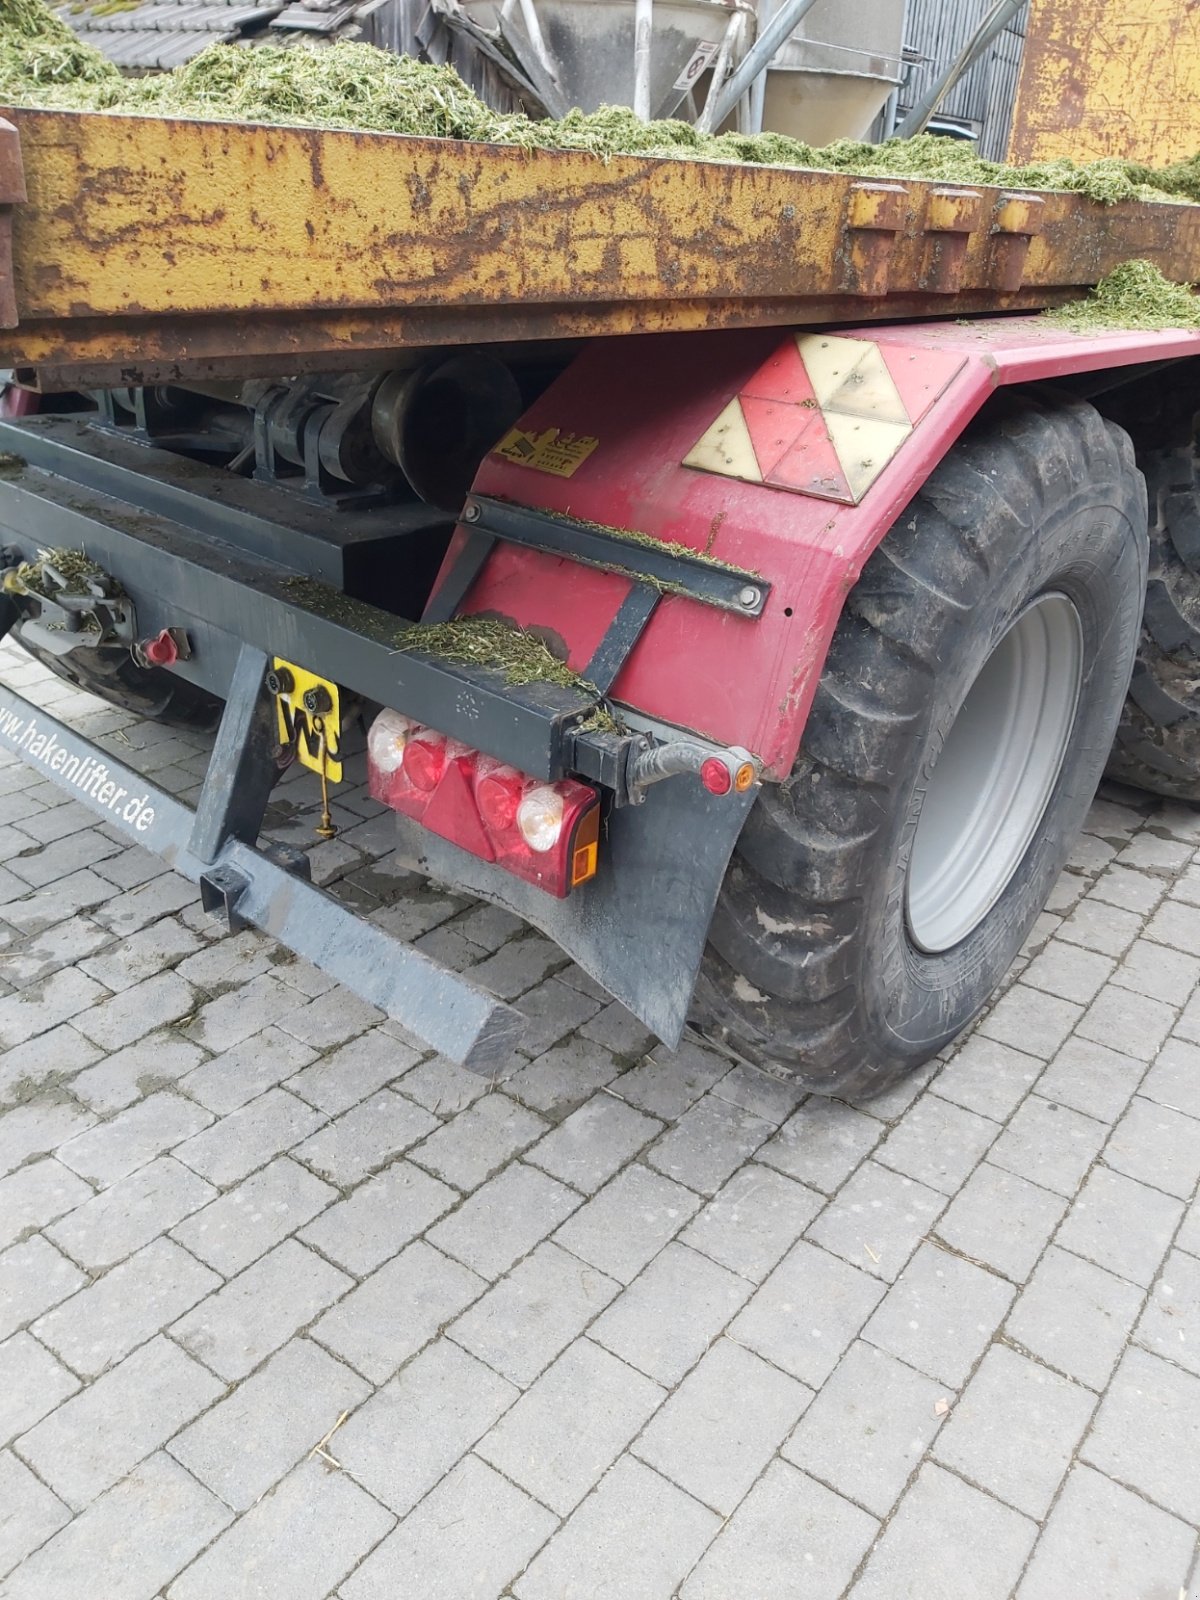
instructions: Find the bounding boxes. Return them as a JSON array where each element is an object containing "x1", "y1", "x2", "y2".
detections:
[
  {"x1": 9, "y1": 635, "x2": 221, "y2": 732},
  {"x1": 692, "y1": 397, "x2": 1147, "y2": 1101},
  {"x1": 1105, "y1": 433, "x2": 1200, "y2": 800}
]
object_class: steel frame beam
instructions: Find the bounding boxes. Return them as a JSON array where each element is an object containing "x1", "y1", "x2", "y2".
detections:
[{"x1": 0, "y1": 681, "x2": 524, "y2": 1071}]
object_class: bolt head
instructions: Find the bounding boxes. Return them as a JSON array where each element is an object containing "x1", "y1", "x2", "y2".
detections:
[
  {"x1": 463, "y1": 502, "x2": 481, "y2": 523},
  {"x1": 738, "y1": 585, "x2": 759, "y2": 609}
]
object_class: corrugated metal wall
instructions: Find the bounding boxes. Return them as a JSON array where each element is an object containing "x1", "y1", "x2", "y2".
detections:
[{"x1": 896, "y1": 0, "x2": 1029, "y2": 158}]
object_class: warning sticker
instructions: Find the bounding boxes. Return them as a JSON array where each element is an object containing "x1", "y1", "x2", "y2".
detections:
[{"x1": 494, "y1": 427, "x2": 599, "y2": 478}]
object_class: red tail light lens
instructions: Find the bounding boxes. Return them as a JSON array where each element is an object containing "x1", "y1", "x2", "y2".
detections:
[
  {"x1": 367, "y1": 711, "x2": 600, "y2": 897},
  {"x1": 476, "y1": 763, "x2": 524, "y2": 831},
  {"x1": 405, "y1": 731, "x2": 447, "y2": 792}
]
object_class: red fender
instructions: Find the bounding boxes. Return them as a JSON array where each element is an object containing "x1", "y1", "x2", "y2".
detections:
[{"x1": 438, "y1": 318, "x2": 1200, "y2": 778}]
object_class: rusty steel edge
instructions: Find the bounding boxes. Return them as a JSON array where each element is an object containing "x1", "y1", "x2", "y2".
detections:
[{"x1": 2, "y1": 108, "x2": 1199, "y2": 384}]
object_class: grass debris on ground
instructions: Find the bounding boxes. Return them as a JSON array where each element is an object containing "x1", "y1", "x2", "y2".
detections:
[
  {"x1": 1046, "y1": 260, "x2": 1200, "y2": 331},
  {"x1": 3, "y1": 0, "x2": 1200, "y2": 206}
]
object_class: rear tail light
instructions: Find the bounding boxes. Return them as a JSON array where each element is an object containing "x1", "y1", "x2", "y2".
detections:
[{"x1": 367, "y1": 711, "x2": 600, "y2": 897}]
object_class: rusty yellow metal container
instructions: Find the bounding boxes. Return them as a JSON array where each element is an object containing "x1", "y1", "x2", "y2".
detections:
[
  {"x1": 1, "y1": 104, "x2": 1199, "y2": 388},
  {"x1": 1009, "y1": 0, "x2": 1200, "y2": 165}
]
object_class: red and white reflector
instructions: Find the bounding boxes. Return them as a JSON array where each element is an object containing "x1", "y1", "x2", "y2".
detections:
[{"x1": 367, "y1": 710, "x2": 600, "y2": 897}]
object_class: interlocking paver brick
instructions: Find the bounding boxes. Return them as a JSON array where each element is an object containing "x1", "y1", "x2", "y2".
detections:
[
  {"x1": 681, "y1": 1162, "x2": 822, "y2": 1282},
  {"x1": 7, "y1": 827, "x2": 123, "y2": 890},
  {"x1": 611, "y1": 1039, "x2": 727, "y2": 1122},
  {"x1": 526, "y1": 1092, "x2": 661, "y2": 1194},
  {"x1": 276, "y1": 987, "x2": 384, "y2": 1050},
  {"x1": 505, "y1": 1036, "x2": 623, "y2": 1118},
  {"x1": 636, "y1": 1336, "x2": 809, "y2": 1514},
  {"x1": 0, "y1": 1333, "x2": 79, "y2": 1443},
  {"x1": 0, "y1": 1098, "x2": 94, "y2": 1178},
  {"x1": 977, "y1": 984, "x2": 1082, "y2": 1059},
  {"x1": 0, "y1": 1021, "x2": 102, "y2": 1104},
  {"x1": 1035, "y1": 1034, "x2": 1144, "y2": 1123},
  {"x1": 0, "y1": 1451, "x2": 231, "y2": 1600},
  {"x1": 590, "y1": 1241, "x2": 751, "y2": 1386},
  {"x1": 70, "y1": 970, "x2": 201, "y2": 1052},
  {"x1": 1112, "y1": 935, "x2": 1200, "y2": 1006},
  {"x1": 174, "y1": 930, "x2": 272, "y2": 990},
  {"x1": 931, "y1": 1343, "x2": 1095, "y2": 1518},
  {"x1": 0, "y1": 1448, "x2": 71, "y2": 1579},
  {"x1": 300, "y1": 1160, "x2": 458, "y2": 1276},
  {"x1": 1016, "y1": 1463, "x2": 1196, "y2": 1600},
  {"x1": 1117, "y1": 831, "x2": 1194, "y2": 874},
  {"x1": 1136, "y1": 1246, "x2": 1200, "y2": 1380},
  {"x1": 70, "y1": 1030, "x2": 208, "y2": 1115},
  {"x1": 553, "y1": 1164, "x2": 700, "y2": 1290},
  {"x1": 285, "y1": 1028, "x2": 419, "y2": 1116},
  {"x1": 410, "y1": 1091, "x2": 547, "y2": 1189},
  {"x1": 1088, "y1": 861, "x2": 1167, "y2": 914},
  {"x1": 89, "y1": 873, "x2": 196, "y2": 937},
  {"x1": 58, "y1": 1090, "x2": 211, "y2": 1187},
  {"x1": 340, "y1": 1453, "x2": 555, "y2": 1600},
  {"x1": 77, "y1": 920, "x2": 201, "y2": 993},
  {"x1": 470, "y1": 933, "x2": 564, "y2": 1000},
  {"x1": 448, "y1": 1239, "x2": 619, "y2": 1386},
  {"x1": 861, "y1": 1242, "x2": 1015, "y2": 1387},
  {"x1": 515, "y1": 976, "x2": 603, "y2": 1056},
  {"x1": 391, "y1": 1052, "x2": 494, "y2": 1116},
  {"x1": 988, "y1": 1093, "x2": 1108, "y2": 1197},
  {"x1": 173, "y1": 1087, "x2": 324, "y2": 1189},
  {"x1": 1178, "y1": 988, "x2": 1200, "y2": 1047},
  {"x1": 1055, "y1": 1165, "x2": 1183, "y2": 1287},
  {"x1": 32, "y1": 1237, "x2": 219, "y2": 1377},
  {"x1": 1082, "y1": 1346, "x2": 1200, "y2": 1523},
  {"x1": 182, "y1": 973, "x2": 296, "y2": 1053},
  {"x1": 0, "y1": 966, "x2": 108, "y2": 1050},
  {"x1": 731, "y1": 1239, "x2": 885, "y2": 1388},
  {"x1": 170, "y1": 1239, "x2": 351, "y2": 1381},
  {"x1": 167, "y1": 1458, "x2": 392, "y2": 1600},
  {"x1": 709, "y1": 1060, "x2": 808, "y2": 1125},
  {"x1": 757, "y1": 1099, "x2": 883, "y2": 1194},
  {"x1": 169, "y1": 1155, "x2": 336, "y2": 1277},
  {"x1": 429, "y1": 1161, "x2": 581, "y2": 1279},
  {"x1": 849, "y1": 1462, "x2": 1036, "y2": 1599},
  {"x1": 933, "y1": 1035, "x2": 1041, "y2": 1122},
  {"x1": 1075, "y1": 983, "x2": 1177, "y2": 1061},
  {"x1": 1021, "y1": 939, "x2": 1115, "y2": 1005},
  {"x1": 3, "y1": 870, "x2": 117, "y2": 935},
  {"x1": 1145, "y1": 895, "x2": 1200, "y2": 955},
  {"x1": 681, "y1": 1459, "x2": 876, "y2": 1600},
  {"x1": 782, "y1": 1339, "x2": 945, "y2": 1518},
  {"x1": 1105, "y1": 1095, "x2": 1200, "y2": 1199},
  {"x1": 1005, "y1": 1243, "x2": 1144, "y2": 1390},
  {"x1": 46, "y1": 1154, "x2": 216, "y2": 1271},
  {"x1": 478, "y1": 1336, "x2": 664, "y2": 1514},
  {"x1": 179, "y1": 1026, "x2": 317, "y2": 1115},
  {"x1": 934, "y1": 1162, "x2": 1067, "y2": 1283},
  {"x1": 514, "y1": 1453, "x2": 719, "y2": 1600},
  {"x1": 15, "y1": 1335, "x2": 223, "y2": 1510},
  {"x1": 336, "y1": 1339, "x2": 517, "y2": 1516},
  {"x1": 168, "y1": 1337, "x2": 371, "y2": 1511},
  {"x1": 281, "y1": 1088, "x2": 437, "y2": 1190},
  {"x1": 0, "y1": 1158, "x2": 93, "y2": 1251},
  {"x1": 578, "y1": 998, "x2": 657, "y2": 1059},
  {"x1": 312, "y1": 1239, "x2": 485, "y2": 1383},
  {"x1": 644, "y1": 1092, "x2": 774, "y2": 1196},
  {"x1": 1058, "y1": 895, "x2": 1144, "y2": 956},
  {"x1": 1141, "y1": 1036, "x2": 1200, "y2": 1119},
  {"x1": 0, "y1": 917, "x2": 110, "y2": 990},
  {"x1": 807, "y1": 1160, "x2": 946, "y2": 1283}
]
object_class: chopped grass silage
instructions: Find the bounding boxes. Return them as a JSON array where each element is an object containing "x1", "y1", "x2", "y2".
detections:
[{"x1": 1045, "y1": 260, "x2": 1200, "y2": 331}]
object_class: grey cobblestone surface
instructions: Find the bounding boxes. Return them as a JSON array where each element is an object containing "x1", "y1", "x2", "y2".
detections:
[{"x1": 1, "y1": 637, "x2": 1200, "y2": 1598}]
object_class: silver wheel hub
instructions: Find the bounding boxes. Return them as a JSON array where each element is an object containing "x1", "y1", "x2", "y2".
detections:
[{"x1": 906, "y1": 592, "x2": 1084, "y2": 954}]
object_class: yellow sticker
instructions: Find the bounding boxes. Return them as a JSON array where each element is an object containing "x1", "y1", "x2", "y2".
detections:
[
  {"x1": 271, "y1": 658, "x2": 342, "y2": 784},
  {"x1": 494, "y1": 427, "x2": 599, "y2": 478}
]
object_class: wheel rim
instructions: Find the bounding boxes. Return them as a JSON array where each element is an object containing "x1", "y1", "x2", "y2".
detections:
[{"x1": 906, "y1": 592, "x2": 1084, "y2": 953}]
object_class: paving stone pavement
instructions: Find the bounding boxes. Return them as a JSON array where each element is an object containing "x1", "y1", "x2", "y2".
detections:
[{"x1": 1, "y1": 637, "x2": 1200, "y2": 1599}]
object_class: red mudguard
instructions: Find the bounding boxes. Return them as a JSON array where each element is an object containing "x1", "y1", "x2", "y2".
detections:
[{"x1": 438, "y1": 318, "x2": 1200, "y2": 777}]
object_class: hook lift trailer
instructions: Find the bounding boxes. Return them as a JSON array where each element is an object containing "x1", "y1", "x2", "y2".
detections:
[{"x1": 0, "y1": 103, "x2": 1197, "y2": 1099}]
